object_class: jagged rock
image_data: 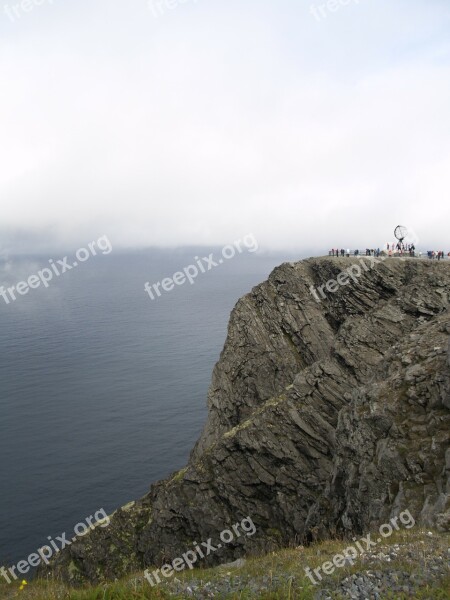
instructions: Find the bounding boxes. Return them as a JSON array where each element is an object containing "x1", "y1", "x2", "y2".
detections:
[{"x1": 40, "y1": 257, "x2": 450, "y2": 584}]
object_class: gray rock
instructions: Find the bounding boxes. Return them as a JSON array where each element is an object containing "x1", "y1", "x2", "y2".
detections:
[
  {"x1": 219, "y1": 558, "x2": 246, "y2": 569},
  {"x1": 39, "y1": 257, "x2": 450, "y2": 585}
]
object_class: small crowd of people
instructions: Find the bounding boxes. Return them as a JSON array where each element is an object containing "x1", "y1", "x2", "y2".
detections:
[
  {"x1": 329, "y1": 248, "x2": 382, "y2": 257},
  {"x1": 427, "y1": 250, "x2": 448, "y2": 260},
  {"x1": 386, "y1": 243, "x2": 416, "y2": 257},
  {"x1": 328, "y1": 246, "x2": 449, "y2": 260}
]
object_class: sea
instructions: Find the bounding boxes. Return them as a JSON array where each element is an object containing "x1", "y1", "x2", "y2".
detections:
[{"x1": 0, "y1": 247, "x2": 302, "y2": 567}]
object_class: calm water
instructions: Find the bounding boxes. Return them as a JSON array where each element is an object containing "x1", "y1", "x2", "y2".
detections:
[{"x1": 0, "y1": 248, "x2": 300, "y2": 566}]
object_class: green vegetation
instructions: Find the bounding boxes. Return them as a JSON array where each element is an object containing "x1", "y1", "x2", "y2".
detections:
[{"x1": 1, "y1": 528, "x2": 448, "y2": 599}]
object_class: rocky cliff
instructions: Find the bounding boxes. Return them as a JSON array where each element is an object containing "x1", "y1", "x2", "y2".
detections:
[{"x1": 42, "y1": 257, "x2": 450, "y2": 584}]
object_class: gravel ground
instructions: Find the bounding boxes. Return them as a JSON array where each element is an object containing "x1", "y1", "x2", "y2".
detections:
[
  {"x1": 315, "y1": 535, "x2": 449, "y2": 599},
  {"x1": 137, "y1": 533, "x2": 450, "y2": 599}
]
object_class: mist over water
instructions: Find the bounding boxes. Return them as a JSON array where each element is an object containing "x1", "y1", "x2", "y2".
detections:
[{"x1": 0, "y1": 248, "x2": 302, "y2": 565}]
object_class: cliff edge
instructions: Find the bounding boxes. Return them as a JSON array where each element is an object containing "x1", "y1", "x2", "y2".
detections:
[{"x1": 41, "y1": 256, "x2": 450, "y2": 584}]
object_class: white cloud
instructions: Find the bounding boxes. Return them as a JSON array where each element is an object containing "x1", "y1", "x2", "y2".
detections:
[{"x1": 0, "y1": 0, "x2": 449, "y2": 252}]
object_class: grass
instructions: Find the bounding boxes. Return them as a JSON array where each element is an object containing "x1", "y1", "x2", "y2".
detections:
[{"x1": 1, "y1": 528, "x2": 448, "y2": 599}]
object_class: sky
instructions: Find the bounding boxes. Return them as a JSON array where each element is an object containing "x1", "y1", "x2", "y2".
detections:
[{"x1": 0, "y1": 0, "x2": 449, "y2": 254}]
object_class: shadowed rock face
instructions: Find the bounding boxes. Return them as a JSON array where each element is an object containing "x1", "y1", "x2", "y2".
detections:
[{"x1": 41, "y1": 257, "x2": 450, "y2": 584}]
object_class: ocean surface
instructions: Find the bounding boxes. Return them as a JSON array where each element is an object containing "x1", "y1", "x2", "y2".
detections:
[{"x1": 0, "y1": 248, "x2": 301, "y2": 566}]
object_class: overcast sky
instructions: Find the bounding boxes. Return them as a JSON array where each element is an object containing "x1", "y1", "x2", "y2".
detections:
[{"x1": 0, "y1": 0, "x2": 449, "y2": 253}]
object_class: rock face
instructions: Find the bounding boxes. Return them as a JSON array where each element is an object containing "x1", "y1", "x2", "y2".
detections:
[{"x1": 43, "y1": 257, "x2": 450, "y2": 584}]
